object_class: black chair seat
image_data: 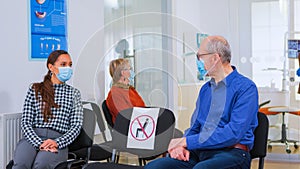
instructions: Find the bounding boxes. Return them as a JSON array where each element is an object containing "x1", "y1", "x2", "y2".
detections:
[
  {"x1": 174, "y1": 128, "x2": 183, "y2": 138},
  {"x1": 83, "y1": 162, "x2": 144, "y2": 169},
  {"x1": 110, "y1": 107, "x2": 175, "y2": 165},
  {"x1": 72, "y1": 142, "x2": 112, "y2": 161},
  {"x1": 55, "y1": 160, "x2": 85, "y2": 169}
]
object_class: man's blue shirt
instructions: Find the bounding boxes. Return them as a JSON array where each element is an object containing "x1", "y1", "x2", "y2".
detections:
[{"x1": 185, "y1": 66, "x2": 258, "y2": 150}]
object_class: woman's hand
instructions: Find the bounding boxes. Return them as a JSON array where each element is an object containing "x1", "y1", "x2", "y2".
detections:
[{"x1": 40, "y1": 139, "x2": 58, "y2": 153}]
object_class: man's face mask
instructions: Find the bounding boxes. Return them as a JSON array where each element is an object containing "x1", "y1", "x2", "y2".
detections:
[
  {"x1": 196, "y1": 59, "x2": 207, "y2": 80},
  {"x1": 56, "y1": 67, "x2": 73, "y2": 82},
  {"x1": 196, "y1": 54, "x2": 220, "y2": 78}
]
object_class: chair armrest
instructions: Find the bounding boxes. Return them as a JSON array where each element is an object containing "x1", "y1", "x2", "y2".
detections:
[{"x1": 68, "y1": 152, "x2": 77, "y2": 159}]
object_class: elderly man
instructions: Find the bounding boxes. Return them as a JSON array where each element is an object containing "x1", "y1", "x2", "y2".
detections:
[{"x1": 145, "y1": 35, "x2": 258, "y2": 169}]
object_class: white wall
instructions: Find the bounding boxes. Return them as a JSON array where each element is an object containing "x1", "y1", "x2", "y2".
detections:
[
  {"x1": 173, "y1": 0, "x2": 253, "y2": 78},
  {"x1": 0, "y1": 0, "x2": 253, "y2": 113},
  {"x1": 0, "y1": 0, "x2": 104, "y2": 114}
]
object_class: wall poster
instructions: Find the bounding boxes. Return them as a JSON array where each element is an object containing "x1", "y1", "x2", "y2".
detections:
[
  {"x1": 288, "y1": 39, "x2": 300, "y2": 59},
  {"x1": 29, "y1": 0, "x2": 68, "y2": 60}
]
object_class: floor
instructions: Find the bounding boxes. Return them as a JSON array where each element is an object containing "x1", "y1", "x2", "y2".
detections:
[
  {"x1": 251, "y1": 144, "x2": 300, "y2": 169},
  {"x1": 251, "y1": 160, "x2": 300, "y2": 169}
]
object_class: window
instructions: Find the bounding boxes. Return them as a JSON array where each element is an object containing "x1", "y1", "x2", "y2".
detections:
[
  {"x1": 251, "y1": 0, "x2": 288, "y2": 91},
  {"x1": 252, "y1": 0, "x2": 300, "y2": 102}
]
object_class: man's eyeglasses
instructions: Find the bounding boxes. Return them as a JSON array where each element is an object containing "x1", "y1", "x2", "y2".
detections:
[{"x1": 196, "y1": 53, "x2": 215, "y2": 60}]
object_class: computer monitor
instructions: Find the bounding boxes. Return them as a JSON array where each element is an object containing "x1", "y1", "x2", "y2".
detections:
[{"x1": 287, "y1": 39, "x2": 300, "y2": 59}]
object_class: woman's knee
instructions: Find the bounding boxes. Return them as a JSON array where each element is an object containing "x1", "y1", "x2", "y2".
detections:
[
  {"x1": 33, "y1": 159, "x2": 62, "y2": 169},
  {"x1": 12, "y1": 139, "x2": 36, "y2": 169},
  {"x1": 12, "y1": 161, "x2": 31, "y2": 169},
  {"x1": 32, "y1": 160, "x2": 52, "y2": 169},
  {"x1": 33, "y1": 147, "x2": 68, "y2": 169}
]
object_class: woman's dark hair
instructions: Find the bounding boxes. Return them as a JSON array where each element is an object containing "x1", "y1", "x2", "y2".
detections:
[{"x1": 32, "y1": 50, "x2": 69, "y2": 122}]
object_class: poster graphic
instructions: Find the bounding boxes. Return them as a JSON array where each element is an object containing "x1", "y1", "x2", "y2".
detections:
[
  {"x1": 196, "y1": 33, "x2": 209, "y2": 48},
  {"x1": 127, "y1": 107, "x2": 159, "y2": 150},
  {"x1": 30, "y1": 0, "x2": 68, "y2": 60},
  {"x1": 288, "y1": 39, "x2": 300, "y2": 59}
]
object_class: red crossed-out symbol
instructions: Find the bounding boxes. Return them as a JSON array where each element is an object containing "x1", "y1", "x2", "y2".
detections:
[{"x1": 129, "y1": 115, "x2": 155, "y2": 141}]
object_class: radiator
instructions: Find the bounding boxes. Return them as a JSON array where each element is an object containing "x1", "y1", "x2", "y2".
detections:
[{"x1": 0, "y1": 112, "x2": 22, "y2": 169}]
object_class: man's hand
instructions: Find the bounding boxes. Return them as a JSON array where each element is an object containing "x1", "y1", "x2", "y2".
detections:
[
  {"x1": 168, "y1": 137, "x2": 189, "y2": 161},
  {"x1": 168, "y1": 137, "x2": 187, "y2": 151},
  {"x1": 169, "y1": 146, "x2": 190, "y2": 161}
]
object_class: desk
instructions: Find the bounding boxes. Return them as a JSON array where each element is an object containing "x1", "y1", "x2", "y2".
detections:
[{"x1": 267, "y1": 107, "x2": 300, "y2": 153}]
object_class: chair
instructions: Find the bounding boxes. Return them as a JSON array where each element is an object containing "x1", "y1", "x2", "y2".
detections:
[
  {"x1": 7, "y1": 105, "x2": 97, "y2": 169},
  {"x1": 102, "y1": 99, "x2": 183, "y2": 139},
  {"x1": 83, "y1": 107, "x2": 175, "y2": 168},
  {"x1": 102, "y1": 100, "x2": 114, "y2": 129},
  {"x1": 113, "y1": 107, "x2": 175, "y2": 164},
  {"x1": 6, "y1": 160, "x2": 13, "y2": 169},
  {"x1": 173, "y1": 128, "x2": 183, "y2": 138},
  {"x1": 70, "y1": 101, "x2": 112, "y2": 163},
  {"x1": 55, "y1": 104, "x2": 97, "y2": 169},
  {"x1": 102, "y1": 99, "x2": 182, "y2": 164},
  {"x1": 250, "y1": 112, "x2": 269, "y2": 169}
]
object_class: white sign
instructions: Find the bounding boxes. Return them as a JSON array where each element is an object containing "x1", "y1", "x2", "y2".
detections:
[{"x1": 127, "y1": 107, "x2": 159, "y2": 149}]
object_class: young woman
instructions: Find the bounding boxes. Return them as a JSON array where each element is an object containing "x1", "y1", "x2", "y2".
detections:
[{"x1": 12, "y1": 50, "x2": 83, "y2": 169}]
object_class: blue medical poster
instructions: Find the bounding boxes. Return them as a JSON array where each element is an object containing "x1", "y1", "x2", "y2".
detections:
[
  {"x1": 288, "y1": 39, "x2": 300, "y2": 59},
  {"x1": 30, "y1": 0, "x2": 68, "y2": 60}
]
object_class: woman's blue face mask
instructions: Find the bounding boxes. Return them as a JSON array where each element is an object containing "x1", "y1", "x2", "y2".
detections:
[
  {"x1": 128, "y1": 70, "x2": 135, "y2": 85},
  {"x1": 56, "y1": 67, "x2": 73, "y2": 82}
]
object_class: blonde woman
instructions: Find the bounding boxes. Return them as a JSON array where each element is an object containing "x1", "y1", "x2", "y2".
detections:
[{"x1": 106, "y1": 58, "x2": 145, "y2": 124}]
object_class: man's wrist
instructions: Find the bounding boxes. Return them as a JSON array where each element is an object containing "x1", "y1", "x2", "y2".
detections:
[{"x1": 182, "y1": 137, "x2": 187, "y2": 147}]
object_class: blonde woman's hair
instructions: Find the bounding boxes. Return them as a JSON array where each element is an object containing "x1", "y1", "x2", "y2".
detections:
[{"x1": 109, "y1": 58, "x2": 130, "y2": 84}]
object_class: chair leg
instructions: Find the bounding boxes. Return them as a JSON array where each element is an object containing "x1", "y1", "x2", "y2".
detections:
[
  {"x1": 111, "y1": 149, "x2": 117, "y2": 163},
  {"x1": 258, "y1": 157, "x2": 265, "y2": 169},
  {"x1": 86, "y1": 147, "x2": 91, "y2": 163},
  {"x1": 67, "y1": 162, "x2": 73, "y2": 169},
  {"x1": 6, "y1": 160, "x2": 13, "y2": 169},
  {"x1": 143, "y1": 159, "x2": 147, "y2": 165},
  {"x1": 116, "y1": 154, "x2": 120, "y2": 163},
  {"x1": 138, "y1": 158, "x2": 143, "y2": 166}
]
